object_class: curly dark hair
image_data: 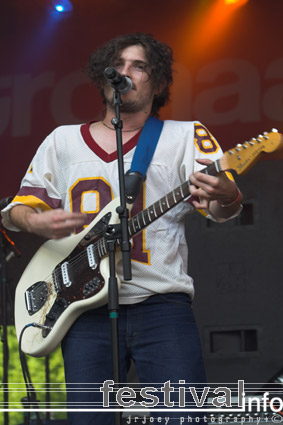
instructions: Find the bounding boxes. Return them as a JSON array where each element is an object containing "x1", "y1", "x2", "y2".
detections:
[{"x1": 86, "y1": 32, "x2": 173, "y2": 116}]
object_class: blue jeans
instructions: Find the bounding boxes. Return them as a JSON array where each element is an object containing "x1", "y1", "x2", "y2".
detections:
[{"x1": 61, "y1": 293, "x2": 206, "y2": 424}]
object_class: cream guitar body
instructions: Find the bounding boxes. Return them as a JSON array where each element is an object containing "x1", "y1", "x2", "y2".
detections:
[{"x1": 15, "y1": 197, "x2": 123, "y2": 357}]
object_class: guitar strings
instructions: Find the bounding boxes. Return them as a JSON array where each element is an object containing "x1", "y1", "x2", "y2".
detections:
[
  {"x1": 25, "y1": 186, "x2": 190, "y2": 323},
  {"x1": 62, "y1": 187, "x2": 184, "y2": 280},
  {"x1": 47, "y1": 188, "x2": 185, "y2": 291},
  {"x1": 43, "y1": 237, "x2": 107, "y2": 291},
  {"x1": 48, "y1": 233, "x2": 110, "y2": 288}
]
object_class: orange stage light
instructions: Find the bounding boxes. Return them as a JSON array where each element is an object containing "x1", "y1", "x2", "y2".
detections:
[
  {"x1": 175, "y1": 0, "x2": 249, "y2": 62},
  {"x1": 225, "y1": 0, "x2": 248, "y2": 5}
]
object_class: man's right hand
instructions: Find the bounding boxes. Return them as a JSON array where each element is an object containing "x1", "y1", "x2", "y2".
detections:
[{"x1": 9, "y1": 205, "x2": 87, "y2": 239}]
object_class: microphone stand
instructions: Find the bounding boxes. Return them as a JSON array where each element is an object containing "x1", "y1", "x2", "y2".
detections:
[{"x1": 104, "y1": 88, "x2": 132, "y2": 425}]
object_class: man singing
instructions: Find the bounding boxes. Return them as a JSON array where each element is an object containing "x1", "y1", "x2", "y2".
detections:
[{"x1": 2, "y1": 32, "x2": 243, "y2": 424}]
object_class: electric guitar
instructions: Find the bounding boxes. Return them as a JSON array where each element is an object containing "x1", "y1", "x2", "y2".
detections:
[{"x1": 15, "y1": 130, "x2": 283, "y2": 357}]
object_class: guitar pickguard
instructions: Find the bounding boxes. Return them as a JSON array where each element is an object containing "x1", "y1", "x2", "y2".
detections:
[{"x1": 23, "y1": 213, "x2": 112, "y2": 338}]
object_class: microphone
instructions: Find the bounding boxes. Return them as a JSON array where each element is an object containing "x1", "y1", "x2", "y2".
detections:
[{"x1": 104, "y1": 67, "x2": 132, "y2": 94}]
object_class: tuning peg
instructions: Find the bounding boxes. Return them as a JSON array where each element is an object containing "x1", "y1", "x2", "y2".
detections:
[
  {"x1": 271, "y1": 128, "x2": 278, "y2": 133},
  {"x1": 256, "y1": 135, "x2": 263, "y2": 142},
  {"x1": 235, "y1": 144, "x2": 242, "y2": 151}
]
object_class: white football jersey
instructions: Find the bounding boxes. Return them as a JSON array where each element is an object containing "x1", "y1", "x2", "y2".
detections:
[{"x1": 2, "y1": 120, "x2": 224, "y2": 303}]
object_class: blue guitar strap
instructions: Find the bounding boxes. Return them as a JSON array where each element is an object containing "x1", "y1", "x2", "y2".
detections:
[
  {"x1": 130, "y1": 116, "x2": 164, "y2": 176},
  {"x1": 126, "y1": 116, "x2": 164, "y2": 203}
]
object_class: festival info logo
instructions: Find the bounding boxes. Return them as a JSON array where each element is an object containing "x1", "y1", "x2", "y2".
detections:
[
  {"x1": 4, "y1": 379, "x2": 283, "y2": 423},
  {"x1": 99, "y1": 379, "x2": 283, "y2": 413}
]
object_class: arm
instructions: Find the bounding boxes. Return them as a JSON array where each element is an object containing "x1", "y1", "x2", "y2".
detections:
[
  {"x1": 9, "y1": 204, "x2": 87, "y2": 239},
  {"x1": 189, "y1": 158, "x2": 243, "y2": 222}
]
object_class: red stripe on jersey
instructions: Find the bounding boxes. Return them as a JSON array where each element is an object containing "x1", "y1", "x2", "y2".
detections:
[
  {"x1": 17, "y1": 187, "x2": 62, "y2": 209},
  {"x1": 80, "y1": 122, "x2": 141, "y2": 163}
]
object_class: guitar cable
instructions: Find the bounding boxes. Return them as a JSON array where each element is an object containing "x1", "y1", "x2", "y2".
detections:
[{"x1": 18, "y1": 323, "x2": 51, "y2": 425}]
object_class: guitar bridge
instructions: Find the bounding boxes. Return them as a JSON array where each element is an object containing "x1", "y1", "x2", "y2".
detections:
[{"x1": 25, "y1": 281, "x2": 49, "y2": 315}]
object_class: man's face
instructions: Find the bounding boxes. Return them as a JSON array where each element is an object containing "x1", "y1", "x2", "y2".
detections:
[{"x1": 104, "y1": 44, "x2": 156, "y2": 113}]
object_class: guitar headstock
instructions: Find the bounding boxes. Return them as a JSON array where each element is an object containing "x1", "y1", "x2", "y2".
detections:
[{"x1": 219, "y1": 129, "x2": 283, "y2": 175}]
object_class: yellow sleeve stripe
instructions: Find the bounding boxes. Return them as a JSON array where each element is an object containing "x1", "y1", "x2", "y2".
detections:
[
  {"x1": 225, "y1": 171, "x2": 234, "y2": 181},
  {"x1": 12, "y1": 195, "x2": 53, "y2": 212},
  {"x1": 196, "y1": 208, "x2": 208, "y2": 217}
]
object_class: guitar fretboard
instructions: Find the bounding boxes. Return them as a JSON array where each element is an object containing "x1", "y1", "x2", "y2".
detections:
[{"x1": 128, "y1": 181, "x2": 191, "y2": 237}]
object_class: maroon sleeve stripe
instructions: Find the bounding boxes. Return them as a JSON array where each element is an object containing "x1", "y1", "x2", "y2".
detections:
[{"x1": 16, "y1": 187, "x2": 62, "y2": 209}]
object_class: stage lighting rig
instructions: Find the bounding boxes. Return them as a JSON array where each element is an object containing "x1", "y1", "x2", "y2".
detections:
[{"x1": 50, "y1": 0, "x2": 73, "y2": 13}]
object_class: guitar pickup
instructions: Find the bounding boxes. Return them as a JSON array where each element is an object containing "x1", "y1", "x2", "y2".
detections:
[
  {"x1": 86, "y1": 244, "x2": 97, "y2": 270},
  {"x1": 61, "y1": 262, "x2": 72, "y2": 287}
]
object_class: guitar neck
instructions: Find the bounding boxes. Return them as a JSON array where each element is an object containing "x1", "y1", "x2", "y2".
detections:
[
  {"x1": 90, "y1": 127, "x2": 283, "y2": 258},
  {"x1": 128, "y1": 181, "x2": 190, "y2": 238},
  {"x1": 128, "y1": 161, "x2": 219, "y2": 238}
]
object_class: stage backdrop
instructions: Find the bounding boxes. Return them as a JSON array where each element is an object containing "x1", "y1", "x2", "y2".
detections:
[
  {"x1": 1, "y1": 0, "x2": 283, "y2": 385},
  {"x1": 1, "y1": 0, "x2": 283, "y2": 198}
]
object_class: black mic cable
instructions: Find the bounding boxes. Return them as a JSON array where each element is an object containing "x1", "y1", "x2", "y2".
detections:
[{"x1": 18, "y1": 323, "x2": 51, "y2": 425}]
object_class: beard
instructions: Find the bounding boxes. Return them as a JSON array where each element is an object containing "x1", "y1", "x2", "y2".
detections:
[
  {"x1": 108, "y1": 98, "x2": 147, "y2": 113},
  {"x1": 104, "y1": 86, "x2": 154, "y2": 114}
]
